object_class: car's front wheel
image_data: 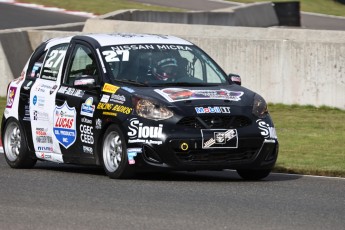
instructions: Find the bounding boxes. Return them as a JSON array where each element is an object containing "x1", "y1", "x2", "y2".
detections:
[
  {"x1": 101, "y1": 124, "x2": 134, "y2": 179},
  {"x1": 236, "y1": 169, "x2": 271, "y2": 180},
  {"x1": 3, "y1": 118, "x2": 36, "y2": 168}
]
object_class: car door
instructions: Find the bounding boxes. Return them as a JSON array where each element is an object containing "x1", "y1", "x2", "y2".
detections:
[
  {"x1": 29, "y1": 43, "x2": 69, "y2": 163},
  {"x1": 55, "y1": 41, "x2": 101, "y2": 164}
]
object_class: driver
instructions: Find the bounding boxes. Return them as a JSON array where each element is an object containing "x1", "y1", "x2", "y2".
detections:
[{"x1": 153, "y1": 57, "x2": 178, "y2": 81}]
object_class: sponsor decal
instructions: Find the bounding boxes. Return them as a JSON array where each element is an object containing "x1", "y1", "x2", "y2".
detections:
[
  {"x1": 6, "y1": 86, "x2": 17, "y2": 108},
  {"x1": 127, "y1": 148, "x2": 142, "y2": 165},
  {"x1": 53, "y1": 102, "x2": 76, "y2": 149},
  {"x1": 81, "y1": 117, "x2": 92, "y2": 124},
  {"x1": 23, "y1": 81, "x2": 33, "y2": 90},
  {"x1": 37, "y1": 146, "x2": 53, "y2": 152},
  {"x1": 80, "y1": 97, "x2": 95, "y2": 118},
  {"x1": 23, "y1": 104, "x2": 30, "y2": 121},
  {"x1": 100, "y1": 94, "x2": 110, "y2": 103},
  {"x1": 95, "y1": 119, "x2": 102, "y2": 129},
  {"x1": 201, "y1": 129, "x2": 238, "y2": 149},
  {"x1": 36, "y1": 136, "x2": 53, "y2": 144},
  {"x1": 32, "y1": 95, "x2": 45, "y2": 107},
  {"x1": 74, "y1": 78, "x2": 95, "y2": 86},
  {"x1": 155, "y1": 88, "x2": 244, "y2": 102},
  {"x1": 58, "y1": 86, "x2": 84, "y2": 98},
  {"x1": 83, "y1": 146, "x2": 93, "y2": 154},
  {"x1": 103, "y1": 111, "x2": 117, "y2": 116},
  {"x1": 127, "y1": 118, "x2": 164, "y2": 145},
  {"x1": 33, "y1": 110, "x2": 49, "y2": 121},
  {"x1": 80, "y1": 124, "x2": 94, "y2": 144},
  {"x1": 121, "y1": 86, "x2": 135, "y2": 93},
  {"x1": 195, "y1": 106, "x2": 231, "y2": 114},
  {"x1": 97, "y1": 102, "x2": 132, "y2": 114},
  {"x1": 50, "y1": 85, "x2": 58, "y2": 95},
  {"x1": 110, "y1": 94, "x2": 126, "y2": 104},
  {"x1": 102, "y1": 83, "x2": 120, "y2": 94},
  {"x1": 257, "y1": 119, "x2": 277, "y2": 139}
]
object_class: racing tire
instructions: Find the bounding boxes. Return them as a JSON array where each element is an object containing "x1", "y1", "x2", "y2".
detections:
[
  {"x1": 101, "y1": 124, "x2": 134, "y2": 179},
  {"x1": 236, "y1": 169, "x2": 271, "y2": 180},
  {"x1": 3, "y1": 118, "x2": 37, "y2": 168}
]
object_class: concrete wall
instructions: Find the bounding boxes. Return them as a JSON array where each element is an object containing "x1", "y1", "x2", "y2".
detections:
[{"x1": 100, "y1": 2, "x2": 278, "y2": 28}]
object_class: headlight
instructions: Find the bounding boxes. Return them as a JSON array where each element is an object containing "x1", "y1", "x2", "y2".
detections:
[
  {"x1": 135, "y1": 98, "x2": 173, "y2": 121},
  {"x1": 252, "y1": 94, "x2": 268, "y2": 118}
]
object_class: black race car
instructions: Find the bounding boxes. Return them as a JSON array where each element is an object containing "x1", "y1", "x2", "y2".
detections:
[{"x1": 2, "y1": 33, "x2": 278, "y2": 180}]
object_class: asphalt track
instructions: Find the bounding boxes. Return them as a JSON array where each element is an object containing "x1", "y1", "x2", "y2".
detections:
[{"x1": 0, "y1": 155, "x2": 345, "y2": 230}]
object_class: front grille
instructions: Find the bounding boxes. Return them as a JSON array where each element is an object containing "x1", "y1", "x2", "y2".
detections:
[
  {"x1": 175, "y1": 149, "x2": 257, "y2": 163},
  {"x1": 177, "y1": 116, "x2": 251, "y2": 129}
]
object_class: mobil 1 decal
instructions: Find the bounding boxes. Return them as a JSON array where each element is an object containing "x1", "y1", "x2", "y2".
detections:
[
  {"x1": 53, "y1": 101, "x2": 76, "y2": 149},
  {"x1": 127, "y1": 118, "x2": 163, "y2": 145},
  {"x1": 201, "y1": 129, "x2": 238, "y2": 149}
]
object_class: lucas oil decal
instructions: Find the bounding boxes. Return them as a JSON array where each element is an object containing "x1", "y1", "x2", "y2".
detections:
[
  {"x1": 127, "y1": 118, "x2": 163, "y2": 145},
  {"x1": 201, "y1": 129, "x2": 238, "y2": 149},
  {"x1": 53, "y1": 102, "x2": 76, "y2": 149}
]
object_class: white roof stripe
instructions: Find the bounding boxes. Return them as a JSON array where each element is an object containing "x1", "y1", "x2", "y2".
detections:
[{"x1": 83, "y1": 33, "x2": 192, "y2": 46}]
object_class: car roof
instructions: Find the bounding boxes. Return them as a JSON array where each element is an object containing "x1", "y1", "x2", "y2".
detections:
[{"x1": 44, "y1": 33, "x2": 192, "y2": 49}]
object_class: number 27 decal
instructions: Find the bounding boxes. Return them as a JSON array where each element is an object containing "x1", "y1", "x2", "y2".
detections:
[{"x1": 102, "y1": 50, "x2": 129, "y2": 62}]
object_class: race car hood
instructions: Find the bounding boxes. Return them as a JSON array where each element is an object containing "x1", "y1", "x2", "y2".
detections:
[{"x1": 124, "y1": 84, "x2": 257, "y2": 115}]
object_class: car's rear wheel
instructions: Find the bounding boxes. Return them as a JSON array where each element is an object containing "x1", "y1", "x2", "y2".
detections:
[
  {"x1": 3, "y1": 118, "x2": 36, "y2": 168},
  {"x1": 101, "y1": 124, "x2": 133, "y2": 179},
  {"x1": 236, "y1": 169, "x2": 271, "y2": 180}
]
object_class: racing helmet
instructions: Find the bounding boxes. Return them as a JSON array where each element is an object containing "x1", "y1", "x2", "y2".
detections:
[{"x1": 153, "y1": 57, "x2": 178, "y2": 81}]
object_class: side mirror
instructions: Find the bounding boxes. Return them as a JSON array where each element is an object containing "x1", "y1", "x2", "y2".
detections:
[{"x1": 228, "y1": 73, "x2": 241, "y2": 85}]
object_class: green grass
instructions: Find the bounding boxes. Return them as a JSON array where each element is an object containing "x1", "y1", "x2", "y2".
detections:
[
  {"x1": 228, "y1": 0, "x2": 345, "y2": 17},
  {"x1": 269, "y1": 104, "x2": 345, "y2": 177},
  {"x1": 1, "y1": 96, "x2": 345, "y2": 177},
  {"x1": 18, "y1": 0, "x2": 183, "y2": 15}
]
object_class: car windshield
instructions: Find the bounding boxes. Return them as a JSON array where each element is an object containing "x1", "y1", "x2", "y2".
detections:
[{"x1": 101, "y1": 44, "x2": 228, "y2": 86}]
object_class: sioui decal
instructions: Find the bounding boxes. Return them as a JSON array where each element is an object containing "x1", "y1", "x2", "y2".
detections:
[
  {"x1": 80, "y1": 97, "x2": 95, "y2": 118},
  {"x1": 6, "y1": 86, "x2": 17, "y2": 108},
  {"x1": 155, "y1": 88, "x2": 244, "y2": 102},
  {"x1": 127, "y1": 118, "x2": 164, "y2": 145},
  {"x1": 195, "y1": 106, "x2": 231, "y2": 114},
  {"x1": 80, "y1": 124, "x2": 94, "y2": 144},
  {"x1": 257, "y1": 119, "x2": 277, "y2": 139},
  {"x1": 201, "y1": 129, "x2": 238, "y2": 149},
  {"x1": 53, "y1": 102, "x2": 76, "y2": 149},
  {"x1": 127, "y1": 148, "x2": 142, "y2": 165},
  {"x1": 102, "y1": 83, "x2": 120, "y2": 94}
]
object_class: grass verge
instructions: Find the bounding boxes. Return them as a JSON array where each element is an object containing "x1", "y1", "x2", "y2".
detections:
[
  {"x1": 228, "y1": 0, "x2": 345, "y2": 17},
  {"x1": 0, "y1": 96, "x2": 344, "y2": 177},
  {"x1": 17, "y1": 0, "x2": 183, "y2": 15}
]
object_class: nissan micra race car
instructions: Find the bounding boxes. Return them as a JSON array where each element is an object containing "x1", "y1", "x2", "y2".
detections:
[{"x1": 2, "y1": 33, "x2": 278, "y2": 180}]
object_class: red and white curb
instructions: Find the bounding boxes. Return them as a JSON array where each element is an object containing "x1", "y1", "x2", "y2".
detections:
[{"x1": 0, "y1": 0, "x2": 96, "y2": 18}]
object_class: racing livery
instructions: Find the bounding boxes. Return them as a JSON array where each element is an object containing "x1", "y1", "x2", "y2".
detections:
[{"x1": 2, "y1": 33, "x2": 278, "y2": 180}]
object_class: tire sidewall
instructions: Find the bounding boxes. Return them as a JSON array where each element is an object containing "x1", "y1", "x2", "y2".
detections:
[
  {"x1": 3, "y1": 118, "x2": 35, "y2": 168},
  {"x1": 101, "y1": 124, "x2": 132, "y2": 179}
]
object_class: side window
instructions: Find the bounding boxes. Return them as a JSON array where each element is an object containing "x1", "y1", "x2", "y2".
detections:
[
  {"x1": 41, "y1": 44, "x2": 68, "y2": 81},
  {"x1": 26, "y1": 51, "x2": 46, "y2": 79},
  {"x1": 64, "y1": 44, "x2": 98, "y2": 87}
]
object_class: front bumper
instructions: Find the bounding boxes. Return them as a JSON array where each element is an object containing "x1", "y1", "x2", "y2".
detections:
[{"x1": 126, "y1": 121, "x2": 279, "y2": 171}]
